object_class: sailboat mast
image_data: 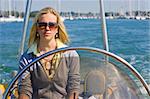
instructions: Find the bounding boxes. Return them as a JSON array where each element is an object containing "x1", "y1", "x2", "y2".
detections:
[
  {"x1": 129, "y1": 0, "x2": 131, "y2": 17},
  {"x1": 8, "y1": 0, "x2": 12, "y2": 17},
  {"x1": 58, "y1": 0, "x2": 61, "y2": 13}
]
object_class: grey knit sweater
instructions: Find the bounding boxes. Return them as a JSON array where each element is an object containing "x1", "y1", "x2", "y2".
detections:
[{"x1": 18, "y1": 50, "x2": 80, "y2": 99}]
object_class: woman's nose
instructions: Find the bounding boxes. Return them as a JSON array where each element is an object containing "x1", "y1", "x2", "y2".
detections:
[{"x1": 46, "y1": 25, "x2": 51, "y2": 30}]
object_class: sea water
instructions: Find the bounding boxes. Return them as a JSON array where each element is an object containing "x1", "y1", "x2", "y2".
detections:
[{"x1": 0, "y1": 19, "x2": 150, "y2": 85}]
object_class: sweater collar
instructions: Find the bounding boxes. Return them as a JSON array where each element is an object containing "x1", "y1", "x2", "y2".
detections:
[{"x1": 27, "y1": 39, "x2": 67, "y2": 55}]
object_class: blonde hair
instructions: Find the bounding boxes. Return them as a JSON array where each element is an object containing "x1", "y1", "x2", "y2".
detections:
[{"x1": 28, "y1": 7, "x2": 69, "y2": 48}]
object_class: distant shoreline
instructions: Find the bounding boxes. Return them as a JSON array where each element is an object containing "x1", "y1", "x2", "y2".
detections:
[{"x1": 0, "y1": 10, "x2": 150, "y2": 20}]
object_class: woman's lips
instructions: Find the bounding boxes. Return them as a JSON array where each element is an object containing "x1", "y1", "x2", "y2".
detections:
[{"x1": 44, "y1": 32, "x2": 52, "y2": 35}]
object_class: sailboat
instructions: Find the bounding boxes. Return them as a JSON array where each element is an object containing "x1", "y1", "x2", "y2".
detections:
[
  {"x1": 0, "y1": 0, "x2": 23, "y2": 22},
  {"x1": 1, "y1": 0, "x2": 150, "y2": 99}
]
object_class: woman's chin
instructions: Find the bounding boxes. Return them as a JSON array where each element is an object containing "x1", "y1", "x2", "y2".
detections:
[{"x1": 44, "y1": 36, "x2": 53, "y2": 41}]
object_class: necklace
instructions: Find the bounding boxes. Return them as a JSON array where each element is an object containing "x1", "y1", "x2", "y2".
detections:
[
  {"x1": 37, "y1": 47, "x2": 61, "y2": 79},
  {"x1": 43, "y1": 58, "x2": 51, "y2": 70},
  {"x1": 39, "y1": 52, "x2": 61, "y2": 79}
]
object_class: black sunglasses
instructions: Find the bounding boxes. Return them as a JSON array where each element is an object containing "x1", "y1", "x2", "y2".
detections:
[{"x1": 36, "y1": 22, "x2": 58, "y2": 30}]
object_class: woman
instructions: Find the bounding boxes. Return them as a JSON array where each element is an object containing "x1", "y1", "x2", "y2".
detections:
[{"x1": 18, "y1": 7, "x2": 80, "y2": 99}]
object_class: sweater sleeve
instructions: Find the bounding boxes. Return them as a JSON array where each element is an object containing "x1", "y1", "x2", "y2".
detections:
[
  {"x1": 67, "y1": 51, "x2": 80, "y2": 95},
  {"x1": 18, "y1": 54, "x2": 33, "y2": 98}
]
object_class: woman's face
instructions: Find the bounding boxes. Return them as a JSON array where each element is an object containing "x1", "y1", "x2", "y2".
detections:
[{"x1": 37, "y1": 12, "x2": 58, "y2": 41}]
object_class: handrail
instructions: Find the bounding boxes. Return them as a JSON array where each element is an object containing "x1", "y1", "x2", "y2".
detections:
[
  {"x1": 18, "y1": 0, "x2": 32, "y2": 57},
  {"x1": 99, "y1": 0, "x2": 109, "y2": 52},
  {"x1": 3, "y1": 47, "x2": 150, "y2": 98},
  {"x1": 99, "y1": 0, "x2": 109, "y2": 61}
]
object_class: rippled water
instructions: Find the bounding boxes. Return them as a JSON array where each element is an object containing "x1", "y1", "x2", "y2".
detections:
[{"x1": 0, "y1": 19, "x2": 150, "y2": 84}]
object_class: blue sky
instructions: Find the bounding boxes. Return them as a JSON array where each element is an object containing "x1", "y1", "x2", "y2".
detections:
[{"x1": 1, "y1": 0, "x2": 150, "y2": 13}]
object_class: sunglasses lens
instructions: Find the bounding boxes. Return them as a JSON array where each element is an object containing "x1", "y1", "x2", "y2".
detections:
[
  {"x1": 48, "y1": 22, "x2": 55, "y2": 26},
  {"x1": 37, "y1": 22, "x2": 47, "y2": 29},
  {"x1": 48, "y1": 22, "x2": 58, "y2": 29},
  {"x1": 37, "y1": 22, "x2": 58, "y2": 30}
]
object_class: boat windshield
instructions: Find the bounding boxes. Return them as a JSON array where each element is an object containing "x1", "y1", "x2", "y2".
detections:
[{"x1": 78, "y1": 49, "x2": 149, "y2": 98}]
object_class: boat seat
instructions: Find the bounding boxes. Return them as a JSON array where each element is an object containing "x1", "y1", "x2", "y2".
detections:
[
  {"x1": 79, "y1": 66, "x2": 138, "y2": 99},
  {"x1": 81, "y1": 69, "x2": 106, "y2": 99}
]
